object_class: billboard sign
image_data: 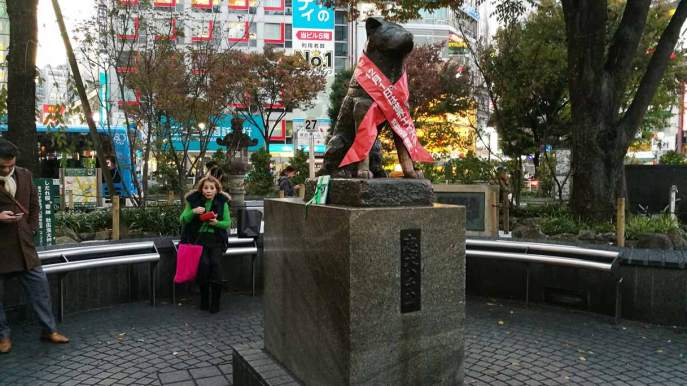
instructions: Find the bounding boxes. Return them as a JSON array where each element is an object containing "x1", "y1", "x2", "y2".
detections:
[
  {"x1": 292, "y1": 0, "x2": 335, "y2": 76},
  {"x1": 448, "y1": 33, "x2": 468, "y2": 56}
]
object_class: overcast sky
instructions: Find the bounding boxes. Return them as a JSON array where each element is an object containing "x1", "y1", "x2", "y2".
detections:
[{"x1": 37, "y1": 0, "x2": 95, "y2": 68}]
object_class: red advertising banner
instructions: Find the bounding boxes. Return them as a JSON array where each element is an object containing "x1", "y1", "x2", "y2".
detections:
[{"x1": 340, "y1": 55, "x2": 433, "y2": 167}]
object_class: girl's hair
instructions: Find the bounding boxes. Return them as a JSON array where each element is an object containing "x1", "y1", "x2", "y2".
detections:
[{"x1": 196, "y1": 175, "x2": 223, "y2": 194}]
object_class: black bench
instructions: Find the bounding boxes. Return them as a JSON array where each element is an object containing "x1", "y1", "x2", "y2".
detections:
[
  {"x1": 38, "y1": 241, "x2": 160, "y2": 321},
  {"x1": 466, "y1": 239, "x2": 622, "y2": 323}
]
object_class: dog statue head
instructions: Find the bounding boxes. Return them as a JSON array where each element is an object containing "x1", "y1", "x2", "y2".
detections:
[{"x1": 364, "y1": 17, "x2": 414, "y2": 61}]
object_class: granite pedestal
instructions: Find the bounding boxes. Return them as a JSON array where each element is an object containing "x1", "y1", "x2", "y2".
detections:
[{"x1": 234, "y1": 198, "x2": 465, "y2": 385}]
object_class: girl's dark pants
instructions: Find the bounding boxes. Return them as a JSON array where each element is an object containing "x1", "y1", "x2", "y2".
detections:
[{"x1": 196, "y1": 234, "x2": 224, "y2": 313}]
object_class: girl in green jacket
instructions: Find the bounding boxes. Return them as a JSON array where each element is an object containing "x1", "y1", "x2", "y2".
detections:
[{"x1": 179, "y1": 176, "x2": 231, "y2": 313}]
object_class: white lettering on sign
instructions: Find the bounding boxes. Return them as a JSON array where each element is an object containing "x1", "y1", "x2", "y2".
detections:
[
  {"x1": 297, "y1": 0, "x2": 314, "y2": 20},
  {"x1": 296, "y1": 30, "x2": 332, "y2": 40},
  {"x1": 317, "y1": 9, "x2": 330, "y2": 22}
]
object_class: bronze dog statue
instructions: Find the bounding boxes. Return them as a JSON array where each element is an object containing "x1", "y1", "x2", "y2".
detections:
[{"x1": 319, "y1": 17, "x2": 431, "y2": 179}]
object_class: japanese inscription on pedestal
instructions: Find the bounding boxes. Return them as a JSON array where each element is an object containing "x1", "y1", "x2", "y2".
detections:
[{"x1": 401, "y1": 229, "x2": 422, "y2": 313}]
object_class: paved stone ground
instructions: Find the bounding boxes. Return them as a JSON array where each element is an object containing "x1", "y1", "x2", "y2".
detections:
[{"x1": 0, "y1": 295, "x2": 686, "y2": 385}]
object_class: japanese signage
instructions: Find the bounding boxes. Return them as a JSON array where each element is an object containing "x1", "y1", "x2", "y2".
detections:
[
  {"x1": 63, "y1": 168, "x2": 98, "y2": 209},
  {"x1": 294, "y1": 117, "x2": 329, "y2": 147},
  {"x1": 293, "y1": 0, "x2": 335, "y2": 76},
  {"x1": 170, "y1": 114, "x2": 265, "y2": 152},
  {"x1": 34, "y1": 178, "x2": 60, "y2": 247},
  {"x1": 42, "y1": 104, "x2": 65, "y2": 126},
  {"x1": 448, "y1": 33, "x2": 468, "y2": 56}
]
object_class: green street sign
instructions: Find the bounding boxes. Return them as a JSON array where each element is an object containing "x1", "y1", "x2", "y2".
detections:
[{"x1": 33, "y1": 178, "x2": 60, "y2": 247}]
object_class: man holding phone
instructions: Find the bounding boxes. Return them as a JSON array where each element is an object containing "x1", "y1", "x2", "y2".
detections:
[{"x1": 0, "y1": 139, "x2": 68, "y2": 353}]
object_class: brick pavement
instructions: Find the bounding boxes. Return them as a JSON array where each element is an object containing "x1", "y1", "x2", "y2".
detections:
[{"x1": 0, "y1": 295, "x2": 685, "y2": 385}]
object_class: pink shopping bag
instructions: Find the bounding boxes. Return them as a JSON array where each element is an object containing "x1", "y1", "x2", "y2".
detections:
[{"x1": 174, "y1": 243, "x2": 203, "y2": 284}]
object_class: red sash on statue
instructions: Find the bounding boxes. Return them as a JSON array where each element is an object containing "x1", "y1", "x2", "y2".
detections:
[{"x1": 339, "y1": 54, "x2": 433, "y2": 167}]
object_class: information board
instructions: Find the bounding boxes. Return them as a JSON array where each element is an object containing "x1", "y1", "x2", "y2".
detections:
[
  {"x1": 435, "y1": 191, "x2": 486, "y2": 231},
  {"x1": 34, "y1": 178, "x2": 60, "y2": 246},
  {"x1": 63, "y1": 168, "x2": 98, "y2": 209}
]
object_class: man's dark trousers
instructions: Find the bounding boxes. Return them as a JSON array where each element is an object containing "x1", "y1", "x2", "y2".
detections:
[{"x1": 0, "y1": 266, "x2": 58, "y2": 339}]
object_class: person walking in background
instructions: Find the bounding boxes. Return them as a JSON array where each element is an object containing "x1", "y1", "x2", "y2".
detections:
[
  {"x1": 179, "y1": 176, "x2": 231, "y2": 313},
  {"x1": 278, "y1": 166, "x2": 296, "y2": 197},
  {"x1": 0, "y1": 139, "x2": 69, "y2": 353},
  {"x1": 104, "y1": 155, "x2": 122, "y2": 184}
]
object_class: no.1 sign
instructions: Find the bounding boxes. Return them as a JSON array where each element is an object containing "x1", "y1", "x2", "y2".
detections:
[{"x1": 293, "y1": 0, "x2": 335, "y2": 76}]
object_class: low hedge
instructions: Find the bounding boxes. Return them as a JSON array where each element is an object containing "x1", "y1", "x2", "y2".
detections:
[{"x1": 56, "y1": 204, "x2": 183, "y2": 237}]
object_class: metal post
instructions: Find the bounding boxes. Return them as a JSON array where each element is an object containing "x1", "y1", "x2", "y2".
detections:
[
  {"x1": 251, "y1": 254, "x2": 256, "y2": 296},
  {"x1": 112, "y1": 195, "x2": 120, "y2": 240},
  {"x1": 58, "y1": 274, "x2": 65, "y2": 323},
  {"x1": 67, "y1": 190, "x2": 74, "y2": 210},
  {"x1": 616, "y1": 197, "x2": 625, "y2": 248},
  {"x1": 615, "y1": 277, "x2": 623, "y2": 325},
  {"x1": 525, "y1": 265, "x2": 530, "y2": 306},
  {"x1": 150, "y1": 262, "x2": 157, "y2": 306},
  {"x1": 309, "y1": 133, "x2": 316, "y2": 179},
  {"x1": 670, "y1": 185, "x2": 678, "y2": 221}
]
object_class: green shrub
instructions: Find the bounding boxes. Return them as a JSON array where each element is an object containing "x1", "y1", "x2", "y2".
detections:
[
  {"x1": 511, "y1": 203, "x2": 565, "y2": 218},
  {"x1": 540, "y1": 213, "x2": 580, "y2": 235},
  {"x1": 122, "y1": 204, "x2": 182, "y2": 236},
  {"x1": 445, "y1": 151, "x2": 496, "y2": 184},
  {"x1": 56, "y1": 204, "x2": 183, "y2": 237},
  {"x1": 626, "y1": 214, "x2": 680, "y2": 240},
  {"x1": 589, "y1": 221, "x2": 615, "y2": 234},
  {"x1": 246, "y1": 149, "x2": 275, "y2": 196},
  {"x1": 56, "y1": 209, "x2": 112, "y2": 234},
  {"x1": 659, "y1": 151, "x2": 686, "y2": 166},
  {"x1": 289, "y1": 149, "x2": 310, "y2": 186},
  {"x1": 417, "y1": 163, "x2": 445, "y2": 184}
]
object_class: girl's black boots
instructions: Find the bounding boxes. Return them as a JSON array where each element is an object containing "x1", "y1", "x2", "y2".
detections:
[{"x1": 209, "y1": 283, "x2": 222, "y2": 314}]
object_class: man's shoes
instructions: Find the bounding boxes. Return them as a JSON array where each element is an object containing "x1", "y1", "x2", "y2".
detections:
[
  {"x1": 0, "y1": 337, "x2": 11, "y2": 353},
  {"x1": 40, "y1": 332, "x2": 70, "y2": 344}
]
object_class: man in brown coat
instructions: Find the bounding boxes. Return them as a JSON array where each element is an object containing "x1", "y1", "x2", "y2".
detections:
[{"x1": 0, "y1": 139, "x2": 68, "y2": 353}]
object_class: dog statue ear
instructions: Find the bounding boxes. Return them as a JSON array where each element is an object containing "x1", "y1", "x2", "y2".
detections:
[{"x1": 365, "y1": 17, "x2": 384, "y2": 36}]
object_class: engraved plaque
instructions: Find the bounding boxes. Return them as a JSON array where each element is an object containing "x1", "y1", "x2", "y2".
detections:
[
  {"x1": 400, "y1": 229, "x2": 421, "y2": 313},
  {"x1": 435, "y1": 191, "x2": 485, "y2": 231}
]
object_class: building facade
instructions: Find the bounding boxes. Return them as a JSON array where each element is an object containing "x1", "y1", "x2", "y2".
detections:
[
  {"x1": 96, "y1": 1, "x2": 494, "y2": 163},
  {"x1": 0, "y1": 0, "x2": 8, "y2": 91},
  {"x1": 95, "y1": 0, "x2": 348, "y2": 163}
]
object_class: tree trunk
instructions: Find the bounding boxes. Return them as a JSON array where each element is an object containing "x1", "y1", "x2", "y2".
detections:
[
  {"x1": 52, "y1": 0, "x2": 115, "y2": 195},
  {"x1": 562, "y1": 0, "x2": 687, "y2": 221},
  {"x1": 6, "y1": 0, "x2": 38, "y2": 173},
  {"x1": 569, "y1": 121, "x2": 625, "y2": 221},
  {"x1": 563, "y1": 1, "x2": 628, "y2": 221}
]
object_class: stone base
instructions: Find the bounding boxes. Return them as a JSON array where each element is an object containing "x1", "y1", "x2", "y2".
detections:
[
  {"x1": 233, "y1": 342, "x2": 301, "y2": 386},
  {"x1": 263, "y1": 199, "x2": 465, "y2": 385},
  {"x1": 304, "y1": 178, "x2": 434, "y2": 207}
]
